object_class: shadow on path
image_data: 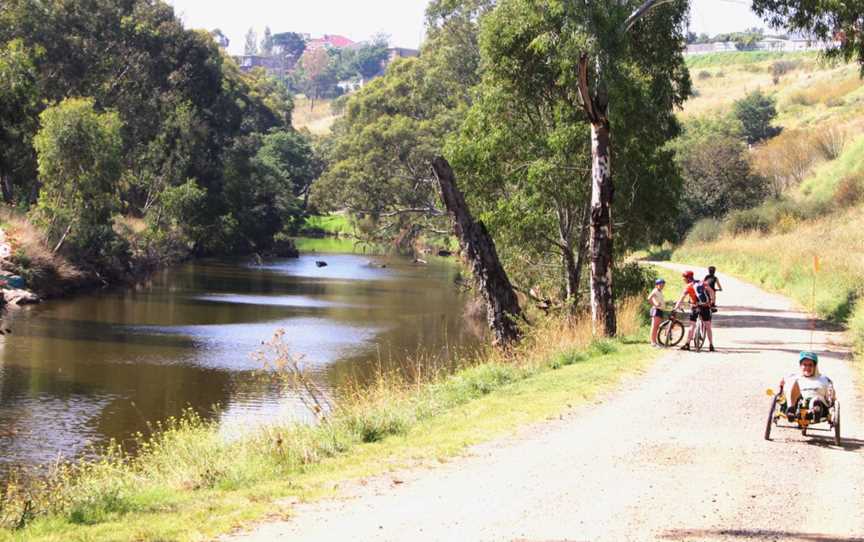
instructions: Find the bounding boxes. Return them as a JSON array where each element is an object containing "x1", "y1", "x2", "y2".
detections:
[
  {"x1": 661, "y1": 529, "x2": 864, "y2": 541},
  {"x1": 713, "y1": 313, "x2": 843, "y2": 332}
]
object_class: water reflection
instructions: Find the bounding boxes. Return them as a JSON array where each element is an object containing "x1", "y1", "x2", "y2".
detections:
[{"x1": 0, "y1": 249, "x2": 481, "y2": 475}]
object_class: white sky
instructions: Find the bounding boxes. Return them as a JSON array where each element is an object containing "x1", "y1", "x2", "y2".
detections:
[{"x1": 167, "y1": 0, "x2": 767, "y2": 54}]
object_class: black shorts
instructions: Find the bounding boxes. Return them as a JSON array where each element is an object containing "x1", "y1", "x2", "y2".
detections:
[
  {"x1": 650, "y1": 308, "x2": 664, "y2": 319},
  {"x1": 690, "y1": 305, "x2": 712, "y2": 322}
]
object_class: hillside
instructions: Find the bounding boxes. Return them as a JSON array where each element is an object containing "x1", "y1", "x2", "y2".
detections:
[{"x1": 675, "y1": 51, "x2": 864, "y2": 350}]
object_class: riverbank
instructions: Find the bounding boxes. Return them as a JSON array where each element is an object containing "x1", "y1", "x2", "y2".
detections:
[{"x1": 0, "y1": 298, "x2": 657, "y2": 541}]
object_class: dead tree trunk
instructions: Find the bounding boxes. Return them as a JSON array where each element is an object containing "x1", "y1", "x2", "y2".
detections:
[
  {"x1": 577, "y1": 53, "x2": 617, "y2": 337},
  {"x1": 589, "y1": 120, "x2": 616, "y2": 336},
  {"x1": 431, "y1": 157, "x2": 522, "y2": 346}
]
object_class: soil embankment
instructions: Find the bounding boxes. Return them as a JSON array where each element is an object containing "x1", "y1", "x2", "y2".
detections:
[{"x1": 227, "y1": 264, "x2": 864, "y2": 542}]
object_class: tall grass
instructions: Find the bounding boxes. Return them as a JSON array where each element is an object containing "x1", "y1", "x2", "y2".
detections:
[
  {"x1": 675, "y1": 205, "x2": 864, "y2": 334},
  {"x1": 0, "y1": 299, "x2": 649, "y2": 539}
]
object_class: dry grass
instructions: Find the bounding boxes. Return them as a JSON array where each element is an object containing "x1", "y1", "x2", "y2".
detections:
[
  {"x1": 292, "y1": 96, "x2": 341, "y2": 135},
  {"x1": 0, "y1": 206, "x2": 82, "y2": 288},
  {"x1": 677, "y1": 204, "x2": 864, "y2": 321},
  {"x1": 785, "y1": 75, "x2": 864, "y2": 109}
]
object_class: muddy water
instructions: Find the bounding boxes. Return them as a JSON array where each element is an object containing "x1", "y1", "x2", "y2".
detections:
[{"x1": 0, "y1": 244, "x2": 481, "y2": 473}]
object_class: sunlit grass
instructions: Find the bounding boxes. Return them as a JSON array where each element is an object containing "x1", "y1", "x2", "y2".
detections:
[{"x1": 292, "y1": 96, "x2": 340, "y2": 135}]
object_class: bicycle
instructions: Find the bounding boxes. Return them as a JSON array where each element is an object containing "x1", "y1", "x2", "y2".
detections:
[{"x1": 657, "y1": 311, "x2": 685, "y2": 347}]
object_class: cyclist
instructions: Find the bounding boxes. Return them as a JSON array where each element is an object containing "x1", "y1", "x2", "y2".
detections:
[
  {"x1": 647, "y1": 278, "x2": 666, "y2": 347},
  {"x1": 779, "y1": 351, "x2": 835, "y2": 421},
  {"x1": 703, "y1": 266, "x2": 723, "y2": 310},
  {"x1": 672, "y1": 270, "x2": 715, "y2": 352}
]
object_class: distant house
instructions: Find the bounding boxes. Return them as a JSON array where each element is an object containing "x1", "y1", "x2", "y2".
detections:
[
  {"x1": 684, "y1": 38, "x2": 837, "y2": 55},
  {"x1": 306, "y1": 34, "x2": 356, "y2": 51},
  {"x1": 233, "y1": 55, "x2": 295, "y2": 77}
]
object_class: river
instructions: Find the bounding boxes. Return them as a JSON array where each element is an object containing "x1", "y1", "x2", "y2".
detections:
[{"x1": 0, "y1": 240, "x2": 482, "y2": 475}]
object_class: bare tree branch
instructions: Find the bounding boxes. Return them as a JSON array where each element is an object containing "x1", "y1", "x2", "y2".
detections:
[{"x1": 623, "y1": 0, "x2": 679, "y2": 33}]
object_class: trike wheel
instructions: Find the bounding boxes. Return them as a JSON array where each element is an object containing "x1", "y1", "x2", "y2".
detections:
[
  {"x1": 658, "y1": 319, "x2": 684, "y2": 347},
  {"x1": 765, "y1": 393, "x2": 780, "y2": 440},
  {"x1": 833, "y1": 400, "x2": 841, "y2": 446}
]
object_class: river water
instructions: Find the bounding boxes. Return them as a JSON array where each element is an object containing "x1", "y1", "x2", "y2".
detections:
[{"x1": 0, "y1": 242, "x2": 482, "y2": 474}]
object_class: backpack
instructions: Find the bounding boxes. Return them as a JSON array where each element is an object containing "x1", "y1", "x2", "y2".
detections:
[{"x1": 694, "y1": 281, "x2": 710, "y2": 304}]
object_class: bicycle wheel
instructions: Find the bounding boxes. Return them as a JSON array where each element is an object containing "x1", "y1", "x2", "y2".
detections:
[
  {"x1": 658, "y1": 319, "x2": 684, "y2": 347},
  {"x1": 694, "y1": 319, "x2": 705, "y2": 352},
  {"x1": 765, "y1": 393, "x2": 780, "y2": 440},
  {"x1": 833, "y1": 400, "x2": 841, "y2": 446}
]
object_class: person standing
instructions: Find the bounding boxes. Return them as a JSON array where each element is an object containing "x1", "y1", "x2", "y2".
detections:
[
  {"x1": 672, "y1": 270, "x2": 715, "y2": 351},
  {"x1": 648, "y1": 278, "x2": 666, "y2": 347},
  {"x1": 703, "y1": 266, "x2": 723, "y2": 308}
]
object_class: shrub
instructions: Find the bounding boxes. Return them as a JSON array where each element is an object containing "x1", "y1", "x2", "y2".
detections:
[
  {"x1": 771, "y1": 59, "x2": 799, "y2": 84},
  {"x1": 833, "y1": 174, "x2": 863, "y2": 207},
  {"x1": 675, "y1": 134, "x2": 769, "y2": 229},
  {"x1": 697, "y1": 70, "x2": 712, "y2": 80},
  {"x1": 786, "y1": 91, "x2": 817, "y2": 106},
  {"x1": 812, "y1": 126, "x2": 848, "y2": 160},
  {"x1": 613, "y1": 261, "x2": 657, "y2": 300},
  {"x1": 734, "y1": 90, "x2": 779, "y2": 143},
  {"x1": 724, "y1": 207, "x2": 772, "y2": 235},
  {"x1": 686, "y1": 218, "x2": 723, "y2": 244},
  {"x1": 751, "y1": 129, "x2": 822, "y2": 196}
]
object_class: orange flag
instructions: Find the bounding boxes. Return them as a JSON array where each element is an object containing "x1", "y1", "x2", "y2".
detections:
[{"x1": 813, "y1": 255, "x2": 820, "y2": 274}]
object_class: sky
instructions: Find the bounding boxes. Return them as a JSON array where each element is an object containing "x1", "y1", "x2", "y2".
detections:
[{"x1": 167, "y1": 0, "x2": 767, "y2": 55}]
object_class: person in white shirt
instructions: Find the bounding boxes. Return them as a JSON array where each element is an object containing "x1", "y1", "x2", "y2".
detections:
[
  {"x1": 779, "y1": 351, "x2": 835, "y2": 421},
  {"x1": 647, "y1": 278, "x2": 666, "y2": 347}
]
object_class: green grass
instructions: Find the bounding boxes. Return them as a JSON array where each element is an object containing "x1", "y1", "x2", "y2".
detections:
[
  {"x1": 0, "y1": 310, "x2": 658, "y2": 541},
  {"x1": 685, "y1": 50, "x2": 815, "y2": 68},
  {"x1": 797, "y1": 134, "x2": 864, "y2": 201},
  {"x1": 293, "y1": 236, "x2": 371, "y2": 254},
  {"x1": 301, "y1": 214, "x2": 355, "y2": 236}
]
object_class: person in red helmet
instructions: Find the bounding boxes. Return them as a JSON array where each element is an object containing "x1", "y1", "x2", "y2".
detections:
[{"x1": 672, "y1": 270, "x2": 715, "y2": 351}]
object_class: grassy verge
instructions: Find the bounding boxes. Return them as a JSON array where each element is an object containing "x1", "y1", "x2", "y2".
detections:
[
  {"x1": 685, "y1": 50, "x2": 815, "y2": 69},
  {"x1": 0, "y1": 300, "x2": 659, "y2": 541},
  {"x1": 300, "y1": 214, "x2": 355, "y2": 237},
  {"x1": 673, "y1": 205, "x2": 864, "y2": 351}
]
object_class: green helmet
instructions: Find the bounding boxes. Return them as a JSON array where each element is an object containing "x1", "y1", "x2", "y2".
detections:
[{"x1": 799, "y1": 351, "x2": 819, "y2": 364}]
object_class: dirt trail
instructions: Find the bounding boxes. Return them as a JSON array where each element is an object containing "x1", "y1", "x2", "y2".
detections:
[{"x1": 226, "y1": 264, "x2": 864, "y2": 542}]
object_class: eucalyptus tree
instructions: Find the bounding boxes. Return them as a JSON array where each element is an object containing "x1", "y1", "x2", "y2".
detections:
[
  {"x1": 482, "y1": 0, "x2": 690, "y2": 336},
  {"x1": 447, "y1": 80, "x2": 593, "y2": 307}
]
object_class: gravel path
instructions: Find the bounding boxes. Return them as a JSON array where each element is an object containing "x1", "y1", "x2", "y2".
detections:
[{"x1": 226, "y1": 264, "x2": 864, "y2": 542}]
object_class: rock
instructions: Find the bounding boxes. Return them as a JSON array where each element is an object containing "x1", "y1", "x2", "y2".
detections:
[
  {"x1": 315, "y1": 260, "x2": 328, "y2": 268},
  {"x1": 4, "y1": 289, "x2": 40, "y2": 306},
  {"x1": 437, "y1": 250, "x2": 453, "y2": 257},
  {"x1": 413, "y1": 258, "x2": 428, "y2": 265}
]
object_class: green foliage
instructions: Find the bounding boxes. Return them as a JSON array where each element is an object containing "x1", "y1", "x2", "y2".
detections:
[
  {"x1": 733, "y1": 90, "x2": 779, "y2": 143},
  {"x1": 0, "y1": 0, "x2": 312, "y2": 274},
  {"x1": 613, "y1": 262, "x2": 657, "y2": 300},
  {"x1": 677, "y1": 133, "x2": 768, "y2": 231},
  {"x1": 0, "y1": 39, "x2": 40, "y2": 203},
  {"x1": 686, "y1": 218, "x2": 723, "y2": 244},
  {"x1": 32, "y1": 98, "x2": 126, "y2": 271}
]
